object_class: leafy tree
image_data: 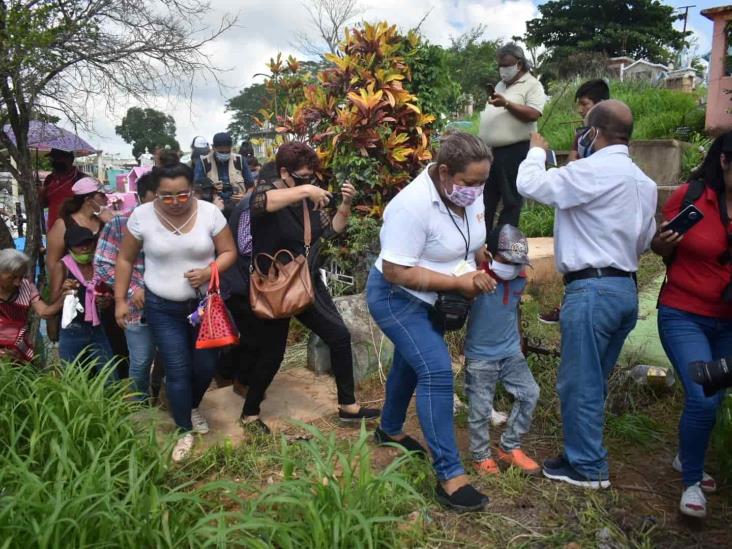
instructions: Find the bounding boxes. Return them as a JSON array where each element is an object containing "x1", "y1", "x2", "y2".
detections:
[
  {"x1": 225, "y1": 83, "x2": 269, "y2": 142},
  {"x1": 115, "y1": 107, "x2": 180, "y2": 159},
  {"x1": 445, "y1": 26, "x2": 502, "y2": 107},
  {"x1": 0, "y1": 0, "x2": 234, "y2": 263},
  {"x1": 407, "y1": 41, "x2": 460, "y2": 122},
  {"x1": 524, "y1": 0, "x2": 690, "y2": 67}
]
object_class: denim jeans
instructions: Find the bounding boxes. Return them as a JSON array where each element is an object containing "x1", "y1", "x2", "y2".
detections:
[
  {"x1": 59, "y1": 321, "x2": 117, "y2": 381},
  {"x1": 144, "y1": 290, "x2": 217, "y2": 432},
  {"x1": 366, "y1": 268, "x2": 464, "y2": 481},
  {"x1": 658, "y1": 305, "x2": 732, "y2": 486},
  {"x1": 126, "y1": 321, "x2": 156, "y2": 400},
  {"x1": 557, "y1": 276, "x2": 638, "y2": 479},
  {"x1": 465, "y1": 354, "x2": 540, "y2": 462}
]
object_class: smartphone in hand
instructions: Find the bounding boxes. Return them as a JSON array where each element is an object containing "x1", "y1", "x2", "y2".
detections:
[
  {"x1": 485, "y1": 83, "x2": 495, "y2": 98},
  {"x1": 665, "y1": 204, "x2": 704, "y2": 235},
  {"x1": 545, "y1": 150, "x2": 558, "y2": 167}
]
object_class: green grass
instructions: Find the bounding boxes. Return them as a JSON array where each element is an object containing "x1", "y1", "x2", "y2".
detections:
[
  {"x1": 712, "y1": 393, "x2": 732, "y2": 483},
  {"x1": 0, "y1": 362, "x2": 428, "y2": 548},
  {"x1": 519, "y1": 203, "x2": 555, "y2": 237},
  {"x1": 606, "y1": 412, "x2": 663, "y2": 447},
  {"x1": 539, "y1": 78, "x2": 706, "y2": 151}
]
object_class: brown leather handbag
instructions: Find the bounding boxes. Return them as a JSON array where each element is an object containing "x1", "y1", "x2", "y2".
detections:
[{"x1": 249, "y1": 200, "x2": 315, "y2": 319}]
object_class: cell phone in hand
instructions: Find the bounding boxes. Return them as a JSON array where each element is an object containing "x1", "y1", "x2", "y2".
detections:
[
  {"x1": 485, "y1": 83, "x2": 495, "y2": 98},
  {"x1": 327, "y1": 192, "x2": 341, "y2": 209},
  {"x1": 545, "y1": 150, "x2": 558, "y2": 167},
  {"x1": 665, "y1": 204, "x2": 704, "y2": 235}
]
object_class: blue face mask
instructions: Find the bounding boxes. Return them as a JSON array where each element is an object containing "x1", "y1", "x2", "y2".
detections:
[
  {"x1": 214, "y1": 152, "x2": 231, "y2": 162},
  {"x1": 577, "y1": 127, "x2": 599, "y2": 158}
]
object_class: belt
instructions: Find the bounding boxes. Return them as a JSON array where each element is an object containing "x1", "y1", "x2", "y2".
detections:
[{"x1": 563, "y1": 267, "x2": 637, "y2": 286}]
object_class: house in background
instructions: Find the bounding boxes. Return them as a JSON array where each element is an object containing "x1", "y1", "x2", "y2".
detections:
[{"x1": 703, "y1": 5, "x2": 732, "y2": 135}]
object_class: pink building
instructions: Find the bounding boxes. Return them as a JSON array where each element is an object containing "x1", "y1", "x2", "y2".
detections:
[{"x1": 703, "y1": 5, "x2": 732, "y2": 135}]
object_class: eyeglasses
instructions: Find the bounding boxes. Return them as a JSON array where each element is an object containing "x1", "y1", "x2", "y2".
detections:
[
  {"x1": 157, "y1": 191, "x2": 192, "y2": 205},
  {"x1": 290, "y1": 172, "x2": 314, "y2": 185}
]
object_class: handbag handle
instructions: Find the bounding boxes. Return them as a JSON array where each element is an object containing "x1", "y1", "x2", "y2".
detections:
[
  {"x1": 207, "y1": 262, "x2": 220, "y2": 293},
  {"x1": 302, "y1": 199, "x2": 311, "y2": 254},
  {"x1": 253, "y1": 250, "x2": 296, "y2": 278}
]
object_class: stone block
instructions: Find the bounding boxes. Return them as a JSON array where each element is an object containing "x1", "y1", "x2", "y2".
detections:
[
  {"x1": 307, "y1": 292, "x2": 393, "y2": 385},
  {"x1": 629, "y1": 140, "x2": 691, "y2": 186}
]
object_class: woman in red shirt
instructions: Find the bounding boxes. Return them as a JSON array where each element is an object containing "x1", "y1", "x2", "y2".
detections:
[{"x1": 652, "y1": 132, "x2": 732, "y2": 519}]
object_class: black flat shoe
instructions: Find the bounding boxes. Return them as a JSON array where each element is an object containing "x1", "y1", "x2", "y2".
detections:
[
  {"x1": 338, "y1": 406, "x2": 381, "y2": 423},
  {"x1": 435, "y1": 483, "x2": 489, "y2": 513},
  {"x1": 374, "y1": 427, "x2": 428, "y2": 457},
  {"x1": 239, "y1": 417, "x2": 271, "y2": 435}
]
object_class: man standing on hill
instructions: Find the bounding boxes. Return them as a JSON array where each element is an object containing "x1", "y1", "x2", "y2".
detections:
[
  {"x1": 516, "y1": 100, "x2": 657, "y2": 488},
  {"x1": 479, "y1": 43, "x2": 546, "y2": 233}
]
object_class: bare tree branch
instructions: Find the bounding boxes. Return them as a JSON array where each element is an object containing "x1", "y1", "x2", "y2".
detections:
[{"x1": 294, "y1": 0, "x2": 361, "y2": 57}]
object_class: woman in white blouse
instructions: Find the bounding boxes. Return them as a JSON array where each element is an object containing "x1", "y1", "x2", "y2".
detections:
[{"x1": 115, "y1": 163, "x2": 236, "y2": 462}]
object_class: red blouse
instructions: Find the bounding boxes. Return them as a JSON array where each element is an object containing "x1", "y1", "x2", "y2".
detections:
[{"x1": 659, "y1": 182, "x2": 732, "y2": 319}]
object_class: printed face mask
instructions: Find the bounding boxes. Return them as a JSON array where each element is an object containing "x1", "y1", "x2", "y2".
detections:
[
  {"x1": 214, "y1": 152, "x2": 231, "y2": 162},
  {"x1": 445, "y1": 183, "x2": 484, "y2": 208},
  {"x1": 71, "y1": 250, "x2": 93, "y2": 265},
  {"x1": 491, "y1": 260, "x2": 522, "y2": 280},
  {"x1": 577, "y1": 127, "x2": 599, "y2": 158},
  {"x1": 499, "y1": 64, "x2": 520, "y2": 83}
]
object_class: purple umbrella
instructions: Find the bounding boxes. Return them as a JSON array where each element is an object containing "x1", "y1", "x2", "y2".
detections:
[{"x1": 2, "y1": 120, "x2": 97, "y2": 155}]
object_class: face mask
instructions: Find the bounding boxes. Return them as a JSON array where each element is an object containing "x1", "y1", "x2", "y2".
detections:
[
  {"x1": 445, "y1": 183, "x2": 484, "y2": 208},
  {"x1": 71, "y1": 250, "x2": 93, "y2": 265},
  {"x1": 215, "y1": 152, "x2": 231, "y2": 162},
  {"x1": 499, "y1": 64, "x2": 520, "y2": 83},
  {"x1": 491, "y1": 260, "x2": 522, "y2": 280},
  {"x1": 577, "y1": 127, "x2": 599, "y2": 158},
  {"x1": 51, "y1": 161, "x2": 69, "y2": 173}
]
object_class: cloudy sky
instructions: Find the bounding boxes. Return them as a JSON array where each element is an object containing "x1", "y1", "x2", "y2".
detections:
[{"x1": 79, "y1": 0, "x2": 719, "y2": 157}]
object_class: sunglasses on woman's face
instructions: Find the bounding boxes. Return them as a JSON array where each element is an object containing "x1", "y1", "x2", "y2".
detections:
[
  {"x1": 157, "y1": 191, "x2": 192, "y2": 205},
  {"x1": 289, "y1": 172, "x2": 314, "y2": 184}
]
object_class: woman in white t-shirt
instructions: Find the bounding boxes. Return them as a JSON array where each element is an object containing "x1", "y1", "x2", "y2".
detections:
[
  {"x1": 114, "y1": 163, "x2": 236, "y2": 462},
  {"x1": 366, "y1": 132, "x2": 496, "y2": 512}
]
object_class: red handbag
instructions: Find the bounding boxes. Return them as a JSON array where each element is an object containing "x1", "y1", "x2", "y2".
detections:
[{"x1": 195, "y1": 262, "x2": 240, "y2": 350}]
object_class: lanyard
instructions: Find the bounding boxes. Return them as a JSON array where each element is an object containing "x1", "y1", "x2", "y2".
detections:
[{"x1": 446, "y1": 204, "x2": 471, "y2": 261}]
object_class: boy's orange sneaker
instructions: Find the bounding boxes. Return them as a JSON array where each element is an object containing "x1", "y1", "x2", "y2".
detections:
[
  {"x1": 496, "y1": 448, "x2": 540, "y2": 475},
  {"x1": 473, "y1": 458, "x2": 500, "y2": 476}
]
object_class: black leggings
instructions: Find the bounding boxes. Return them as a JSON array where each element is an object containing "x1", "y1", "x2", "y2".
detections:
[
  {"x1": 483, "y1": 140, "x2": 530, "y2": 233},
  {"x1": 241, "y1": 278, "x2": 356, "y2": 416}
]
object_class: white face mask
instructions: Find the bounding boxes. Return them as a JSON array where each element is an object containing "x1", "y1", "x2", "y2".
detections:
[
  {"x1": 499, "y1": 64, "x2": 520, "y2": 83},
  {"x1": 491, "y1": 260, "x2": 522, "y2": 281}
]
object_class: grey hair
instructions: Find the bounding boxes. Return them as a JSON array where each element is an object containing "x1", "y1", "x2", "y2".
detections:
[
  {"x1": 436, "y1": 131, "x2": 493, "y2": 175},
  {"x1": 497, "y1": 42, "x2": 531, "y2": 70},
  {"x1": 0, "y1": 249, "x2": 30, "y2": 275}
]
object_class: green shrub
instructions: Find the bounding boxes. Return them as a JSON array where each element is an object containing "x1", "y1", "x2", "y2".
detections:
[
  {"x1": 520, "y1": 203, "x2": 555, "y2": 237},
  {"x1": 712, "y1": 394, "x2": 732, "y2": 484}
]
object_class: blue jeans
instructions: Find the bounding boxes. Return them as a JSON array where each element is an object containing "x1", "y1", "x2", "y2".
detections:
[
  {"x1": 465, "y1": 354, "x2": 540, "y2": 462},
  {"x1": 59, "y1": 321, "x2": 117, "y2": 381},
  {"x1": 144, "y1": 290, "x2": 217, "y2": 432},
  {"x1": 126, "y1": 321, "x2": 156, "y2": 400},
  {"x1": 366, "y1": 268, "x2": 464, "y2": 481},
  {"x1": 658, "y1": 305, "x2": 732, "y2": 486},
  {"x1": 558, "y1": 276, "x2": 638, "y2": 479}
]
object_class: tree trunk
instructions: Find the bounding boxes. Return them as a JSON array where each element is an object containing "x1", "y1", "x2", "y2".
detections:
[{"x1": 0, "y1": 216, "x2": 15, "y2": 249}]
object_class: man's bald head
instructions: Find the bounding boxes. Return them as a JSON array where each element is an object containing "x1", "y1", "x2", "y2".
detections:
[{"x1": 586, "y1": 99, "x2": 634, "y2": 145}]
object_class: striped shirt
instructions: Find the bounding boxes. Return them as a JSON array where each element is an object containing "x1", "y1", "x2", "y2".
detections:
[
  {"x1": 93, "y1": 210, "x2": 145, "y2": 323},
  {"x1": 0, "y1": 279, "x2": 40, "y2": 322},
  {"x1": 0, "y1": 279, "x2": 39, "y2": 361}
]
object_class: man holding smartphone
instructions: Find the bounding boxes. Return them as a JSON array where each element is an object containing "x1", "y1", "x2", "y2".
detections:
[
  {"x1": 516, "y1": 100, "x2": 657, "y2": 489},
  {"x1": 479, "y1": 43, "x2": 546, "y2": 233}
]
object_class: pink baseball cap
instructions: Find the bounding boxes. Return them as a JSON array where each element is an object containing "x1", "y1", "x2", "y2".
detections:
[{"x1": 72, "y1": 177, "x2": 107, "y2": 195}]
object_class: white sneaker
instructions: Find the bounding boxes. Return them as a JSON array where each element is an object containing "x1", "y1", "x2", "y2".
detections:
[
  {"x1": 171, "y1": 433, "x2": 195, "y2": 463},
  {"x1": 672, "y1": 454, "x2": 716, "y2": 493},
  {"x1": 679, "y1": 483, "x2": 707, "y2": 518},
  {"x1": 191, "y1": 408, "x2": 210, "y2": 434}
]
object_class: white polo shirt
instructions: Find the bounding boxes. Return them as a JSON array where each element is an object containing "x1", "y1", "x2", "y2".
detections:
[
  {"x1": 375, "y1": 165, "x2": 486, "y2": 304},
  {"x1": 479, "y1": 73, "x2": 546, "y2": 148}
]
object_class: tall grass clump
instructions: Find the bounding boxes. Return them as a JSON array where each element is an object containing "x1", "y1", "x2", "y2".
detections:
[
  {"x1": 712, "y1": 393, "x2": 732, "y2": 484},
  {"x1": 540, "y1": 78, "x2": 704, "y2": 150}
]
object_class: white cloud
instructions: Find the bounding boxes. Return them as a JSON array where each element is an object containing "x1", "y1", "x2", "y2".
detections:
[{"x1": 72, "y1": 0, "x2": 537, "y2": 156}]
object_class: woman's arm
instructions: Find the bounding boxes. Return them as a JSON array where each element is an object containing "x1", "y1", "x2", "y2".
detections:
[
  {"x1": 46, "y1": 219, "x2": 66, "y2": 301},
  {"x1": 114, "y1": 232, "x2": 143, "y2": 327},
  {"x1": 32, "y1": 280, "x2": 77, "y2": 318},
  {"x1": 651, "y1": 222, "x2": 683, "y2": 259},
  {"x1": 183, "y1": 227, "x2": 237, "y2": 289},
  {"x1": 382, "y1": 260, "x2": 496, "y2": 298},
  {"x1": 263, "y1": 184, "x2": 331, "y2": 213},
  {"x1": 331, "y1": 182, "x2": 355, "y2": 234}
]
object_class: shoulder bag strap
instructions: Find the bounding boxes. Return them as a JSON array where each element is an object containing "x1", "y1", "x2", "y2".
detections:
[{"x1": 302, "y1": 199, "x2": 312, "y2": 253}]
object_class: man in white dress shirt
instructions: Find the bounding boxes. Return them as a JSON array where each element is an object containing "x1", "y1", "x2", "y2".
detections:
[{"x1": 516, "y1": 100, "x2": 657, "y2": 488}]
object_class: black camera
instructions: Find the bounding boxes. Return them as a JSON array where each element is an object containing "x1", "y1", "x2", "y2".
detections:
[{"x1": 689, "y1": 357, "x2": 732, "y2": 396}]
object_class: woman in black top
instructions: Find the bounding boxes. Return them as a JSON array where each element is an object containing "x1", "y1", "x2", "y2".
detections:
[{"x1": 240, "y1": 142, "x2": 380, "y2": 432}]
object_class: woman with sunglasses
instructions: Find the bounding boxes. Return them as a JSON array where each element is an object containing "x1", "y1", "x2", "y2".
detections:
[
  {"x1": 239, "y1": 141, "x2": 379, "y2": 433},
  {"x1": 652, "y1": 132, "x2": 732, "y2": 518},
  {"x1": 114, "y1": 163, "x2": 236, "y2": 462}
]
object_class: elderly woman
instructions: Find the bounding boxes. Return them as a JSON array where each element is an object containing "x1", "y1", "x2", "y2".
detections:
[
  {"x1": 239, "y1": 142, "x2": 379, "y2": 433},
  {"x1": 479, "y1": 43, "x2": 546, "y2": 233},
  {"x1": 115, "y1": 162, "x2": 236, "y2": 462},
  {"x1": 366, "y1": 132, "x2": 496, "y2": 512},
  {"x1": 0, "y1": 249, "x2": 71, "y2": 362}
]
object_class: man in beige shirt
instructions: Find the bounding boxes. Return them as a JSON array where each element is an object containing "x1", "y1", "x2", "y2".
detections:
[{"x1": 479, "y1": 43, "x2": 546, "y2": 232}]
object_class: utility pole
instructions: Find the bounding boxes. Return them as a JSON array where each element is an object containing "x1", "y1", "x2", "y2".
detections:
[{"x1": 677, "y1": 5, "x2": 696, "y2": 34}]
